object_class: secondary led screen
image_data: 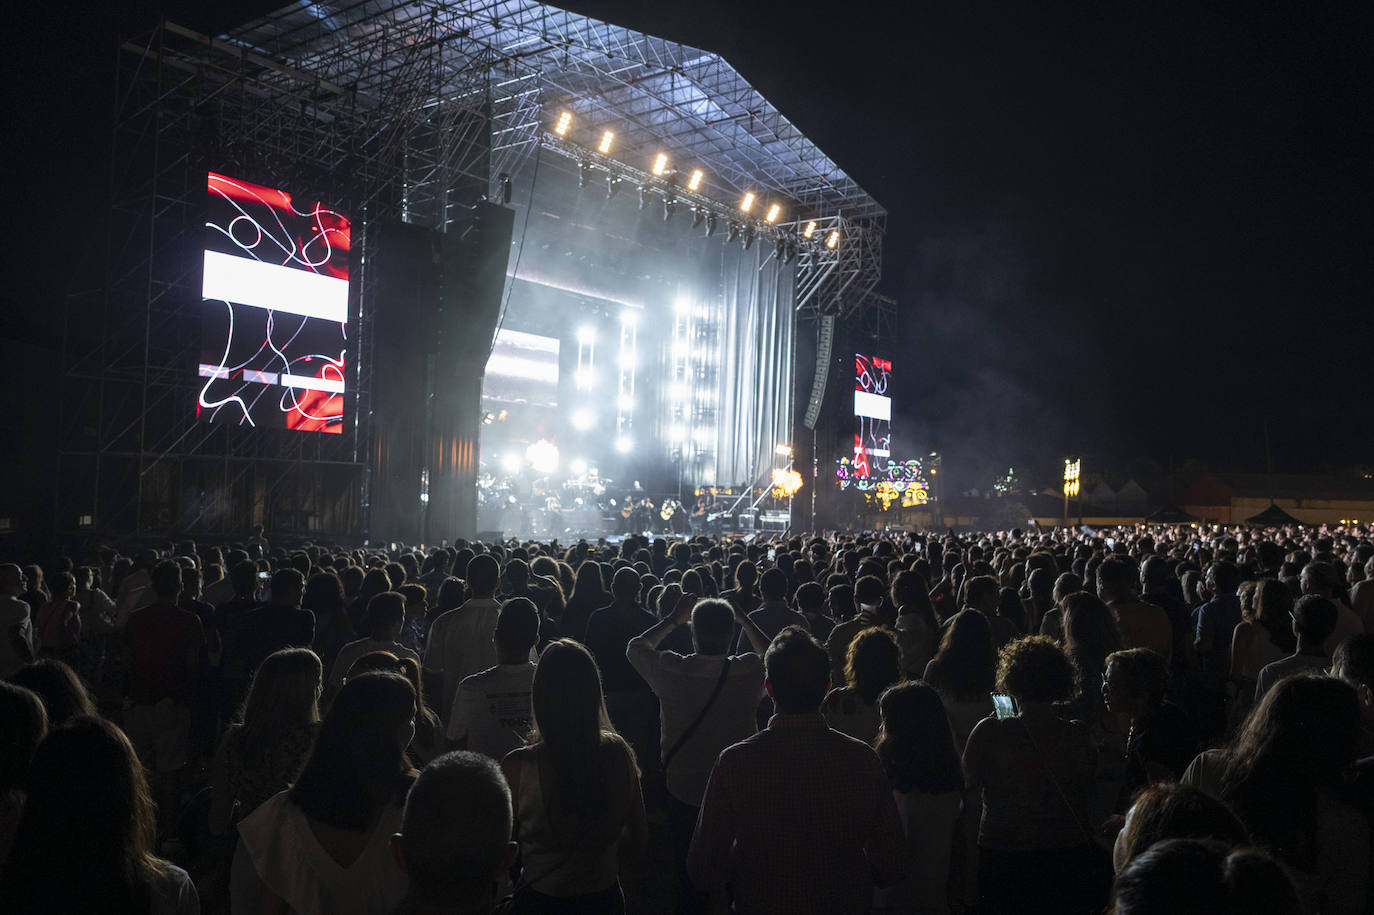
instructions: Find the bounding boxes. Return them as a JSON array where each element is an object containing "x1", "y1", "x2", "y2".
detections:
[
  {"x1": 198, "y1": 171, "x2": 351, "y2": 433},
  {"x1": 853, "y1": 354, "x2": 892, "y2": 476},
  {"x1": 483, "y1": 328, "x2": 561, "y2": 408}
]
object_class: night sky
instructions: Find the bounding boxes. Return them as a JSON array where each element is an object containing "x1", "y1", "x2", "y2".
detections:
[{"x1": 8, "y1": 1, "x2": 1372, "y2": 490}]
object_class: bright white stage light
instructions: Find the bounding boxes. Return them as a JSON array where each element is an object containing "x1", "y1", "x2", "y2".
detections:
[
  {"x1": 652, "y1": 153, "x2": 669, "y2": 176},
  {"x1": 570, "y1": 458, "x2": 588, "y2": 475},
  {"x1": 693, "y1": 426, "x2": 713, "y2": 446},
  {"x1": 687, "y1": 169, "x2": 704, "y2": 192},
  {"x1": 674, "y1": 297, "x2": 691, "y2": 315},
  {"x1": 598, "y1": 130, "x2": 614, "y2": 154},
  {"x1": 615, "y1": 436, "x2": 632, "y2": 454},
  {"x1": 740, "y1": 191, "x2": 755, "y2": 213},
  {"x1": 765, "y1": 203, "x2": 781, "y2": 224},
  {"x1": 501, "y1": 452, "x2": 522, "y2": 473},
  {"x1": 620, "y1": 309, "x2": 639, "y2": 326},
  {"x1": 669, "y1": 382, "x2": 687, "y2": 402},
  {"x1": 617, "y1": 394, "x2": 634, "y2": 412},
  {"x1": 572, "y1": 409, "x2": 595, "y2": 430},
  {"x1": 618, "y1": 352, "x2": 635, "y2": 370},
  {"x1": 671, "y1": 339, "x2": 689, "y2": 360},
  {"x1": 826, "y1": 229, "x2": 840, "y2": 250},
  {"x1": 577, "y1": 325, "x2": 596, "y2": 343},
  {"x1": 803, "y1": 220, "x2": 817, "y2": 239},
  {"x1": 574, "y1": 368, "x2": 594, "y2": 390},
  {"x1": 554, "y1": 110, "x2": 572, "y2": 136},
  {"x1": 524, "y1": 439, "x2": 559, "y2": 475},
  {"x1": 669, "y1": 424, "x2": 686, "y2": 443}
]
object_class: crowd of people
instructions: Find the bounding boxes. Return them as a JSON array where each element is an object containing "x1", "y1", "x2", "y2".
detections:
[{"x1": 0, "y1": 520, "x2": 1372, "y2": 914}]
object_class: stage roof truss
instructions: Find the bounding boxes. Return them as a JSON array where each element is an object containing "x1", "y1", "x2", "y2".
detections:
[{"x1": 215, "y1": 0, "x2": 887, "y2": 316}]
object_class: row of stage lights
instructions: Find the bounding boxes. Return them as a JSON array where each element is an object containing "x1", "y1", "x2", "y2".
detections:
[{"x1": 554, "y1": 110, "x2": 842, "y2": 254}]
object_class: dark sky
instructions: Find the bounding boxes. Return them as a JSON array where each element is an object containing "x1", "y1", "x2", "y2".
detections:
[{"x1": 8, "y1": 1, "x2": 1372, "y2": 488}]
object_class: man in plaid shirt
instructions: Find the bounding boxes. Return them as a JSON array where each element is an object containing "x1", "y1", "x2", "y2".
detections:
[{"x1": 688, "y1": 626, "x2": 907, "y2": 913}]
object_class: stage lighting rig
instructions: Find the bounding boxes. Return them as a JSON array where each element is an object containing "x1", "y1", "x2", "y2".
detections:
[
  {"x1": 691, "y1": 206, "x2": 706, "y2": 229},
  {"x1": 742, "y1": 224, "x2": 757, "y2": 250},
  {"x1": 765, "y1": 203, "x2": 781, "y2": 224},
  {"x1": 578, "y1": 160, "x2": 590, "y2": 188},
  {"x1": 606, "y1": 175, "x2": 621, "y2": 199},
  {"x1": 726, "y1": 221, "x2": 741, "y2": 243},
  {"x1": 638, "y1": 184, "x2": 649, "y2": 210},
  {"x1": 740, "y1": 191, "x2": 756, "y2": 213},
  {"x1": 554, "y1": 110, "x2": 572, "y2": 136},
  {"x1": 826, "y1": 228, "x2": 840, "y2": 250},
  {"x1": 705, "y1": 213, "x2": 719, "y2": 237},
  {"x1": 687, "y1": 169, "x2": 704, "y2": 192},
  {"x1": 651, "y1": 153, "x2": 669, "y2": 176},
  {"x1": 663, "y1": 197, "x2": 678, "y2": 221},
  {"x1": 598, "y1": 130, "x2": 614, "y2": 154},
  {"x1": 802, "y1": 220, "x2": 817, "y2": 240},
  {"x1": 782, "y1": 240, "x2": 797, "y2": 264},
  {"x1": 775, "y1": 236, "x2": 786, "y2": 261}
]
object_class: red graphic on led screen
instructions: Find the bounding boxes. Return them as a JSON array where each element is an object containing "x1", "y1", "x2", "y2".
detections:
[
  {"x1": 198, "y1": 171, "x2": 351, "y2": 433},
  {"x1": 853, "y1": 354, "x2": 892, "y2": 477}
]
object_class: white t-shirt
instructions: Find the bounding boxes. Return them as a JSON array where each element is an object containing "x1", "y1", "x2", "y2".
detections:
[
  {"x1": 233, "y1": 791, "x2": 406, "y2": 915},
  {"x1": 446, "y1": 662, "x2": 536, "y2": 758},
  {"x1": 425, "y1": 597, "x2": 502, "y2": 722},
  {"x1": 626, "y1": 635, "x2": 764, "y2": 806},
  {"x1": 328, "y1": 637, "x2": 421, "y2": 687}
]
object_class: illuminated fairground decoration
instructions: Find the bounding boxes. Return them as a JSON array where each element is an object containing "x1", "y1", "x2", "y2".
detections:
[{"x1": 836, "y1": 457, "x2": 931, "y2": 509}]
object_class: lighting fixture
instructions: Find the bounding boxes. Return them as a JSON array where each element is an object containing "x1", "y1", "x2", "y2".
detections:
[
  {"x1": 726, "y1": 221, "x2": 741, "y2": 243},
  {"x1": 615, "y1": 436, "x2": 633, "y2": 454},
  {"x1": 663, "y1": 197, "x2": 677, "y2": 221},
  {"x1": 554, "y1": 110, "x2": 572, "y2": 136},
  {"x1": 687, "y1": 169, "x2": 704, "y2": 192},
  {"x1": 740, "y1": 191, "x2": 755, "y2": 213},
  {"x1": 742, "y1": 225, "x2": 756, "y2": 250},
  {"x1": 652, "y1": 153, "x2": 669, "y2": 176},
  {"x1": 705, "y1": 213, "x2": 719, "y2": 237},
  {"x1": 825, "y1": 228, "x2": 840, "y2": 250},
  {"x1": 572, "y1": 409, "x2": 595, "y2": 430},
  {"x1": 765, "y1": 203, "x2": 781, "y2": 224},
  {"x1": 803, "y1": 220, "x2": 817, "y2": 239},
  {"x1": 606, "y1": 174, "x2": 621, "y2": 199},
  {"x1": 691, "y1": 206, "x2": 705, "y2": 229},
  {"x1": 577, "y1": 160, "x2": 590, "y2": 188},
  {"x1": 638, "y1": 185, "x2": 649, "y2": 210},
  {"x1": 598, "y1": 130, "x2": 614, "y2": 154}
]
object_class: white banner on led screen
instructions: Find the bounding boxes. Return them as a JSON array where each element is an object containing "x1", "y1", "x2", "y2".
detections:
[
  {"x1": 201, "y1": 250, "x2": 349, "y2": 322},
  {"x1": 483, "y1": 328, "x2": 561, "y2": 407},
  {"x1": 854, "y1": 390, "x2": 892, "y2": 421}
]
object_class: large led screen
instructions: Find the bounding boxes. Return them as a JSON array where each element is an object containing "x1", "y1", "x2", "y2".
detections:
[
  {"x1": 853, "y1": 354, "x2": 892, "y2": 476},
  {"x1": 198, "y1": 171, "x2": 351, "y2": 433}
]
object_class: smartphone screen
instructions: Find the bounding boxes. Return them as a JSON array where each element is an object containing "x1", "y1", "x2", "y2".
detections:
[{"x1": 992, "y1": 694, "x2": 1017, "y2": 719}]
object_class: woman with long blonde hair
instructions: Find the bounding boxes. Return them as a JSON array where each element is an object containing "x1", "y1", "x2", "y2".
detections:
[{"x1": 501, "y1": 639, "x2": 647, "y2": 913}]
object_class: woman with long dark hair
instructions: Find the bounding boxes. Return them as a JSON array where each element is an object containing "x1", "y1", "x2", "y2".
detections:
[
  {"x1": 232, "y1": 672, "x2": 418, "y2": 914},
  {"x1": 1182, "y1": 675, "x2": 1368, "y2": 914},
  {"x1": 872, "y1": 681, "x2": 964, "y2": 915},
  {"x1": 303, "y1": 571, "x2": 354, "y2": 673},
  {"x1": 0, "y1": 716, "x2": 199, "y2": 913},
  {"x1": 922, "y1": 609, "x2": 996, "y2": 749},
  {"x1": 561, "y1": 561, "x2": 610, "y2": 644},
  {"x1": 501, "y1": 639, "x2": 647, "y2": 913}
]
